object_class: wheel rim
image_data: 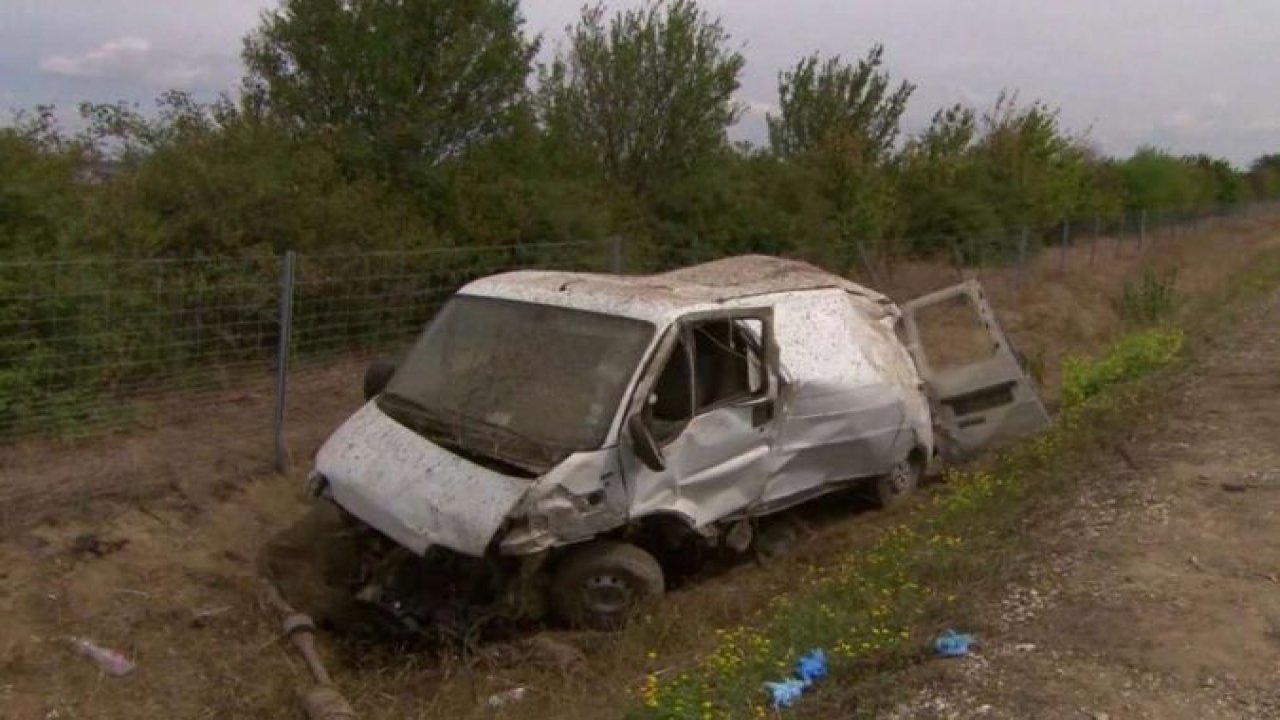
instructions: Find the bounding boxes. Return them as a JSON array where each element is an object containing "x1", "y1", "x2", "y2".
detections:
[
  {"x1": 582, "y1": 573, "x2": 633, "y2": 615},
  {"x1": 888, "y1": 461, "x2": 914, "y2": 495}
]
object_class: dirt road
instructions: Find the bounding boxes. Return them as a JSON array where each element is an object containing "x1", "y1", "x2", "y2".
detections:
[{"x1": 882, "y1": 289, "x2": 1280, "y2": 718}]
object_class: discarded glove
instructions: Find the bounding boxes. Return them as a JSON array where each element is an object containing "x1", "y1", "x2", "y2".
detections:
[
  {"x1": 934, "y1": 629, "x2": 975, "y2": 658},
  {"x1": 763, "y1": 648, "x2": 829, "y2": 709},
  {"x1": 763, "y1": 678, "x2": 808, "y2": 709},
  {"x1": 794, "y1": 649, "x2": 828, "y2": 684}
]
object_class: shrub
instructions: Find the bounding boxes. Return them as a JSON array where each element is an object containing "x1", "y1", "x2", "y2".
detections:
[
  {"x1": 1061, "y1": 328, "x2": 1184, "y2": 408},
  {"x1": 1114, "y1": 266, "x2": 1179, "y2": 326}
]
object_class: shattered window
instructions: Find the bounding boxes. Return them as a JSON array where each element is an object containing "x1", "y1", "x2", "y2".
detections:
[
  {"x1": 644, "y1": 316, "x2": 768, "y2": 444},
  {"x1": 649, "y1": 335, "x2": 694, "y2": 442},
  {"x1": 692, "y1": 319, "x2": 764, "y2": 411}
]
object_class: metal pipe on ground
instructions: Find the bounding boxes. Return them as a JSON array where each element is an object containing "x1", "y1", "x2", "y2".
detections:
[{"x1": 265, "y1": 583, "x2": 358, "y2": 720}]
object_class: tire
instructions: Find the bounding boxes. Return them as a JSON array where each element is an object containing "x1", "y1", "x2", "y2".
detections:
[
  {"x1": 550, "y1": 541, "x2": 664, "y2": 630},
  {"x1": 754, "y1": 517, "x2": 799, "y2": 560},
  {"x1": 875, "y1": 456, "x2": 921, "y2": 510}
]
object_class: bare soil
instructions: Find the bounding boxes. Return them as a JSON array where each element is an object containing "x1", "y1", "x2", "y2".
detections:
[
  {"x1": 0, "y1": 214, "x2": 1277, "y2": 719},
  {"x1": 872, "y1": 281, "x2": 1280, "y2": 719}
]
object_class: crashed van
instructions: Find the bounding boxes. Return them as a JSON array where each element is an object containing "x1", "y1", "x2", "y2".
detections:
[{"x1": 306, "y1": 256, "x2": 1048, "y2": 631}]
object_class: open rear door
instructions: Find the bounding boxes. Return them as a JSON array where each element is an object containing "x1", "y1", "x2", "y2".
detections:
[{"x1": 902, "y1": 280, "x2": 1050, "y2": 462}]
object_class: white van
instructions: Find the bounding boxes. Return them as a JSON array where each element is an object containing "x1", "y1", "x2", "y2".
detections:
[{"x1": 305, "y1": 256, "x2": 1048, "y2": 630}]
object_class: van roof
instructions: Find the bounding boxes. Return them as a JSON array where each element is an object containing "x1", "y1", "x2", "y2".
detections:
[{"x1": 460, "y1": 254, "x2": 893, "y2": 325}]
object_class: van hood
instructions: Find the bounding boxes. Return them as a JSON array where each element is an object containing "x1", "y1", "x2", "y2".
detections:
[{"x1": 314, "y1": 402, "x2": 533, "y2": 557}]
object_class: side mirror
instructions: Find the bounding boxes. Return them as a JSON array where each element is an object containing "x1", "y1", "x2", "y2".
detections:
[
  {"x1": 362, "y1": 358, "x2": 397, "y2": 401},
  {"x1": 627, "y1": 414, "x2": 666, "y2": 472}
]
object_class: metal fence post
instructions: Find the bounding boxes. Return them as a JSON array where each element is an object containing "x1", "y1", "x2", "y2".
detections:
[
  {"x1": 609, "y1": 236, "x2": 625, "y2": 274},
  {"x1": 1139, "y1": 209, "x2": 1147, "y2": 253},
  {"x1": 1017, "y1": 228, "x2": 1029, "y2": 287},
  {"x1": 855, "y1": 240, "x2": 879, "y2": 286},
  {"x1": 1090, "y1": 215, "x2": 1100, "y2": 267},
  {"x1": 273, "y1": 250, "x2": 297, "y2": 473},
  {"x1": 1060, "y1": 220, "x2": 1070, "y2": 276},
  {"x1": 1115, "y1": 212, "x2": 1125, "y2": 258}
]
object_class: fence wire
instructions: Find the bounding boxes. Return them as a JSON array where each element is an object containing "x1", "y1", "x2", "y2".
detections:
[{"x1": 1, "y1": 202, "x2": 1276, "y2": 451}]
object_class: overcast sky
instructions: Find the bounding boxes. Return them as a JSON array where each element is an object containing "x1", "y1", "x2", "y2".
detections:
[{"x1": 3, "y1": 0, "x2": 1277, "y2": 166}]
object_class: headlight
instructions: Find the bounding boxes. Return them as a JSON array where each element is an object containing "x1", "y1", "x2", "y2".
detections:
[{"x1": 304, "y1": 470, "x2": 330, "y2": 499}]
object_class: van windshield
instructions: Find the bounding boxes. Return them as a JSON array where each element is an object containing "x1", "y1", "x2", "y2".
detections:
[{"x1": 381, "y1": 295, "x2": 654, "y2": 465}]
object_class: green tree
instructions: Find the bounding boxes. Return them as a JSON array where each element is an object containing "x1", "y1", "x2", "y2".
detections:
[
  {"x1": 537, "y1": 0, "x2": 745, "y2": 196},
  {"x1": 767, "y1": 45, "x2": 914, "y2": 160},
  {"x1": 972, "y1": 92, "x2": 1089, "y2": 229},
  {"x1": 1119, "y1": 147, "x2": 1200, "y2": 212},
  {"x1": 1185, "y1": 154, "x2": 1247, "y2": 206},
  {"x1": 897, "y1": 104, "x2": 998, "y2": 248},
  {"x1": 1248, "y1": 154, "x2": 1280, "y2": 200},
  {"x1": 764, "y1": 47, "x2": 914, "y2": 251},
  {"x1": 242, "y1": 0, "x2": 538, "y2": 183},
  {"x1": 0, "y1": 116, "x2": 87, "y2": 256}
]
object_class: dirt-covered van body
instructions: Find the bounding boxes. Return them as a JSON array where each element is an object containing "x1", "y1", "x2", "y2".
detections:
[{"x1": 306, "y1": 256, "x2": 1048, "y2": 629}]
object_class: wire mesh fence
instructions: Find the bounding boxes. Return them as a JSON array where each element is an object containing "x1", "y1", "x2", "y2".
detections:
[
  {"x1": 289, "y1": 239, "x2": 619, "y2": 368},
  {"x1": 0, "y1": 254, "x2": 280, "y2": 437},
  {"x1": 2, "y1": 201, "x2": 1277, "y2": 461}
]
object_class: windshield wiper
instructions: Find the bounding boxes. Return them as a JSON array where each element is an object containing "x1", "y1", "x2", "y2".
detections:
[
  {"x1": 379, "y1": 393, "x2": 563, "y2": 472},
  {"x1": 378, "y1": 393, "x2": 466, "y2": 447}
]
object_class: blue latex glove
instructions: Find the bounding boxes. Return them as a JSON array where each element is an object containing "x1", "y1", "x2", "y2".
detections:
[
  {"x1": 763, "y1": 678, "x2": 807, "y2": 709},
  {"x1": 795, "y1": 649, "x2": 828, "y2": 685},
  {"x1": 934, "y1": 629, "x2": 975, "y2": 657}
]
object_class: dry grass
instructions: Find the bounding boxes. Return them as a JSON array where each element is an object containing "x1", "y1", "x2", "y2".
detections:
[{"x1": 0, "y1": 213, "x2": 1277, "y2": 720}]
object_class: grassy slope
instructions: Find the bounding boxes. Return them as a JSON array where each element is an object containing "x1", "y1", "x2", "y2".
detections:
[{"x1": 0, "y1": 214, "x2": 1277, "y2": 720}]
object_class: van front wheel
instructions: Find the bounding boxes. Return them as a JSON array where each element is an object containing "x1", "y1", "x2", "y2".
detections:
[{"x1": 550, "y1": 541, "x2": 664, "y2": 630}]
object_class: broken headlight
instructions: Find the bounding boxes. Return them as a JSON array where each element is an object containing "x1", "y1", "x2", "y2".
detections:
[{"x1": 304, "y1": 470, "x2": 331, "y2": 499}]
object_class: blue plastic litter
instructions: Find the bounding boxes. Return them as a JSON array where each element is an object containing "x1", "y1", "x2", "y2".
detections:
[
  {"x1": 763, "y1": 648, "x2": 829, "y2": 709},
  {"x1": 764, "y1": 678, "x2": 807, "y2": 709},
  {"x1": 794, "y1": 649, "x2": 828, "y2": 684},
  {"x1": 934, "y1": 629, "x2": 975, "y2": 658}
]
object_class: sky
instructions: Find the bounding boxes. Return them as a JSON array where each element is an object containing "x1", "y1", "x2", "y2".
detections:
[{"x1": 3, "y1": 0, "x2": 1278, "y2": 167}]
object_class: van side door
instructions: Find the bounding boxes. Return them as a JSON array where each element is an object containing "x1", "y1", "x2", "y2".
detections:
[{"x1": 620, "y1": 309, "x2": 779, "y2": 528}]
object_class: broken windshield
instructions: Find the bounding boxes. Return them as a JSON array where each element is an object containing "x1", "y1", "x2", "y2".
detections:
[{"x1": 381, "y1": 295, "x2": 654, "y2": 458}]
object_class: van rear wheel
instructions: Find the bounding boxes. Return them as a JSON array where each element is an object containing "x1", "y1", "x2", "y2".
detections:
[
  {"x1": 550, "y1": 541, "x2": 664, "y2": 630},
  {"x1": 875, "y1": 458, "x2": 921, "y2": 509}
]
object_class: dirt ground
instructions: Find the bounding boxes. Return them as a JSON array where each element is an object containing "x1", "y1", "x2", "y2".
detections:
[
  {"x1": 877, "y1": 281, "x2": 1280, "y2": 718},
  {"x1": 1, "y1": 213, "x2": 1278, "y2": 719}
]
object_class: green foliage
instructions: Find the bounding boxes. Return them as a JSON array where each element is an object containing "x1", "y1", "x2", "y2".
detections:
[
  {"x1": 631, "y1": 321, "x2": 1186, "y2": 718},
  {"x1": 1061, "y1": 328, "x2": 1184, "y2": 408},
  {"x1": 897, "y1": 93, "x2": 1091, "y2": 252},
  {"x1": 767, "y1": 45, "x2": 914, "y2": 160},
  {"x1": 1116, "y1": 147, "x2": 1251, "y2": 213},
  {"x1": 765, "y1": 47, "x2": 915, "y2": 250},
  {"x1": 537, "y1": 0, "x2": 745, "y2": 197},
  {"x1": 0, "y1": 0, "x2": 1269, "y2": 438},
  {"x1": 1249, "y1": 154, "x2": 1280, "y2": 200},
  {"x1": 1114, "y1": 267, "x2": 1179, "y2": 327},
  {"x1": 242, "y1": 0, "x2": 538, "y2": 183}
]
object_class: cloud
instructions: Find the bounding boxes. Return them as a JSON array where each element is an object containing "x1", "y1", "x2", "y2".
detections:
[
  {"x1": 41, "y1": 37, "x2": 151, "y2": 78},
  {"x1": 742, "y1": 99, "x2": 776, "y2": 118},
  {"x1": 39, "y1": 36, "x2": 209, "y2": 88}
]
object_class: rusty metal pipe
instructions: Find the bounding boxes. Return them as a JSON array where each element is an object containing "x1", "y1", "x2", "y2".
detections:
[{"x1": 265, "y1": 583, "x2": 358, "y2": 720}]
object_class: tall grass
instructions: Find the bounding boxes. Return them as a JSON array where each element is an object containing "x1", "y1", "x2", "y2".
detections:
[{"x1": 628, "y1": 328, "x2": 1190, "y2": 719}]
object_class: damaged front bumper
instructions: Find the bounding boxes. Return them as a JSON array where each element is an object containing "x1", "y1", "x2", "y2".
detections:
[{"x1": 344, "y1": 520, "x2": 551, "y2": 638}]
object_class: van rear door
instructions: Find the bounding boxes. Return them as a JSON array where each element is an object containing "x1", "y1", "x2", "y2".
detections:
[{"x1": 902, "y1": 281, "x2": 1050, "y2": 461}]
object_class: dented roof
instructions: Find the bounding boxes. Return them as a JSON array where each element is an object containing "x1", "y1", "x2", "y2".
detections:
[{"x1": 461, "y1": 255, "x2": 895, "y2": 324}]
